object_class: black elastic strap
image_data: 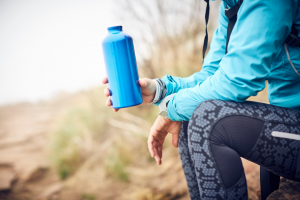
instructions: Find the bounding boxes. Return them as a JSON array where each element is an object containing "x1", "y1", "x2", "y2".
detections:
[
  {"x1": 225, "y1": 0, "x2": 243, "y2": 54},
  {"x1": 296, "y1": 148, "x2": 300, "y2": 179},
  {"x1": 260, "y1": 167, "x2": 280, "y2": 200},
  {"x1": 225, "y1": 13, "x2": 236, "y2": 54},
  {"x1": 285, "y1": 25, "x2": 300, "y2": 47},
  {"x1": 202, "y1": 0, "x2": 210, "y2": 62}
]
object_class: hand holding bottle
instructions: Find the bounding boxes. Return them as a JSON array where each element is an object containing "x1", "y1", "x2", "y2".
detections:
[{"x1": 102, "y1": 77, "x2": 156, "y2": 112}]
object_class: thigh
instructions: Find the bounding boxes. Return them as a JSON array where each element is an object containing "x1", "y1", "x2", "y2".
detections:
[
  {"x1": 244, "y1": 120, "x2": 300, "y2": 181},
  {"x1": 196, "y1": 99, "x2": 300, "y2": 180},
  {"x1": 187, "y1": 99, "x2": 300, "y2": 199}
]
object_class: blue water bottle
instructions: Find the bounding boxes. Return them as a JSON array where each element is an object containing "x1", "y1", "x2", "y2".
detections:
[{"x1": 102, "y1": 26, "x2": 143, "y2": 108}]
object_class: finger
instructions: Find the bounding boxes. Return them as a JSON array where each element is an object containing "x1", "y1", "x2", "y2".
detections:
[
  {"x1": 152, "y1": 139, "x2": 161, "y2": 165},
  {"x1": 101, "y1": 77, "x2": 108, "y2": 84},
  {"x1": 158, "y1": 144, "x2": 162, "y2": 159},
  {"x1": 152, "y1": 139, "x2": 160, "y2": 160},
  {"x1": 138, "y1": 78, "x2": 148, "y2": 88},
  {"x1": 154, "y1": 154, "x2": 161, "y2": 165},
  {"x1": 147, "y1": 135, "x2": 155, "y2": 157},
  {"x1": 172, "y1": 134, "x2": 179, "y2": 148},
  {"x1": 150, "y1": 126, "x2": 160, "y2": 158},
  {"x1": 153, "y1": 140, "x2": 161, "y2": 165},
  {"x1": 106, "y1": 98, "x2": 112, "y2": 107},
  {"x1": 113, "y1": 108, "x2": 120, "y2": 112},
  {"x1": 158, "y1": 139, "x2": 164, "y2": 161},
  {"x1": 104, "y1": 87, "x2": 110, "y2": 97}
]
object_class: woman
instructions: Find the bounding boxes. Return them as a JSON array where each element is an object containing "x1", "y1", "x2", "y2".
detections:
[{"x1": 103, "y1": 0, "x2": 300, "y2": 199}]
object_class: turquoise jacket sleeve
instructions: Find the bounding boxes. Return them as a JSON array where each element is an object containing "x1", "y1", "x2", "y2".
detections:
[
  {"x1": 168, "y1": 0, "x2": 297, "y2": 121},
  {"x1": 159, "y1": 3, "x2": 228, "y2": 98}
]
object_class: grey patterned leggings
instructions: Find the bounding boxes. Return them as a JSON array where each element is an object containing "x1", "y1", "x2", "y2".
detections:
[{"x1": 179, "y1": 100, "x2": 300, "y2": 200}]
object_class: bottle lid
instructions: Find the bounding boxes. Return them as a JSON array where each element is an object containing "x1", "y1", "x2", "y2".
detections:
[{"x1": 107, "y1": 26, "x2": 122, "y2": 32}]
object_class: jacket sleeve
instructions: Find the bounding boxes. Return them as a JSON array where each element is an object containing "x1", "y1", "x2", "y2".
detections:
[
  {"x1": 167, "y1": 0, "x2": 296, "y2": 121},
  {"x1": 159, "y1": 2, "x2": 228, "y2": 97}
]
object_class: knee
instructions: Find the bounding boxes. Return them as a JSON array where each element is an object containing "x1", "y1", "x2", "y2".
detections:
[
  {"x1": 187, "y1": 100, "x2": 223, "y2": 143},
  {"x1": 187, "y1": 99, "x2": 241, "y2": 144},
  {"x1": 190, "y1": 100, "x2": 217, "y2": 122},
  {"x1": 189, "y1": 99, "x2": 242, "y2": 125},
  {"x1": 188, "y1": 99, "x2": 227, "y2": 130}
]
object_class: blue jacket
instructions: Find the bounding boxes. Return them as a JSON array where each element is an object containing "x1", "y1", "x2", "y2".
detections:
[{"x1": 159, "y1": 0, "x2": 300, "y2": 121}]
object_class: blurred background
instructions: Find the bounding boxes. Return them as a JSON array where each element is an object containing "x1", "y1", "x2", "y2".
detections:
[{"x1": 0, "y1": 0, "x2": 268, "y2": 199}]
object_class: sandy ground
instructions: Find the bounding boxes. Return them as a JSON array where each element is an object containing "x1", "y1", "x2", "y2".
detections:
[
  {"x1": 0, "y1": 93, "x2": 80, "y2": 200},
  {"x1": 0, "y1": 102, "x2": 63, "y2": 200}
]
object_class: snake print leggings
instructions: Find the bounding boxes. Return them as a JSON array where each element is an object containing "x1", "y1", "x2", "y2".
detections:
[{"x1": 178, "y1": 100, "x2": 300, "y2": 200}]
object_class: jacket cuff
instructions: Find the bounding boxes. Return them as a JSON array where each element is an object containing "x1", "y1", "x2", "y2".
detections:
[
  {"x1": 153, "y1": 78, "x2": 167, "y2": 106},
  {"x1": 167, "y1": 95, "x2": 187, "y2": 121}
]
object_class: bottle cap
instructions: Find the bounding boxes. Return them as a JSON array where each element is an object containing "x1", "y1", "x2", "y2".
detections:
[{"x1": 107, "y1": 26, "x2": 122, "y2": 32}]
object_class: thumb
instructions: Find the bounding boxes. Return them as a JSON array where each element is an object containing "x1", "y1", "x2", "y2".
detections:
[
  {"x1": 172, "y1": 133, "x2": 179, "y2": 148},
  {"x1": 138, "y1": 78, "x2": 148, "y2": 88}
]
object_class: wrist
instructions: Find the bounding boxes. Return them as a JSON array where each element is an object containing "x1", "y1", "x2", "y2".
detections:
[
  {"x1": 152, "y1": 79, "x2": 161, "y2": 103},
  {"x1": 149, "y1": 78, "x2": 167, "y2": 104},
  {"x1": 158, "y1": 94, "x2": 176, "y2": 119}
]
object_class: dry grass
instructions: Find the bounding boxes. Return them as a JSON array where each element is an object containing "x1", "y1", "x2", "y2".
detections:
[
  {"x1": 46, "y1": 85, "x2": 269, "y2": 200},
  {"x1": 49, "y1": 91, "x2": 108, "y2": 180},
  {"x1": 46, "y1": 87, "x2": 190, "y2": 199}
]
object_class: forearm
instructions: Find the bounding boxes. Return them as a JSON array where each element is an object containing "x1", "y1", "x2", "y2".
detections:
[{"x1": 153, "y1": 2, "x2": 228, "y2": 105}]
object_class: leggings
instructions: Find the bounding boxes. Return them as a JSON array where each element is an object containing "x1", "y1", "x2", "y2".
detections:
[{"x1": 178, "y1": 100, "x2": 300, "y2": 200}]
